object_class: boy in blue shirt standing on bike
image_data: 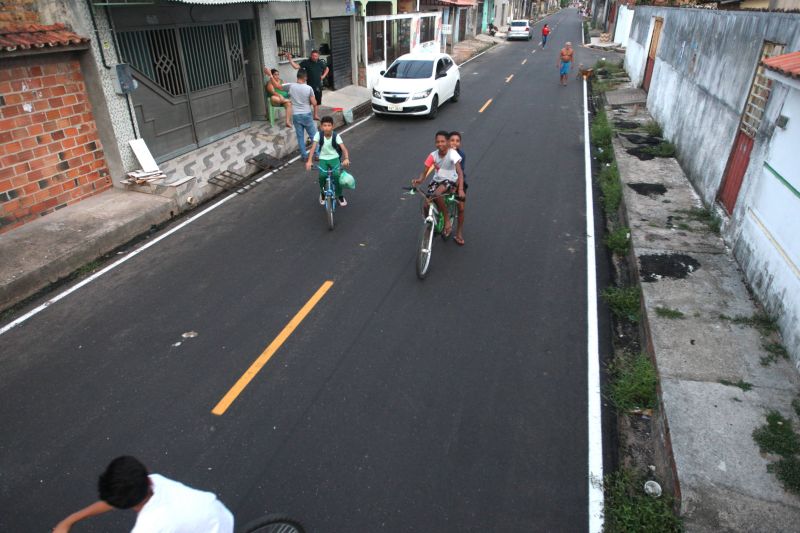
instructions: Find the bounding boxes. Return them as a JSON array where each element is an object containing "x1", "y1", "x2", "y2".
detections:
[{"x1": 306, "y1": 116, "x2": 351, "y2": 206}]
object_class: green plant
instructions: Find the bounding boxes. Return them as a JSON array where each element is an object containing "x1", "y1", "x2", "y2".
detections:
[
  {"x1": 591, "y1": 111, "x2": 613, "y2": 148},
  {"x1": 718, "y1": 379, "x2": 753, "y2": 392},
  {"x1": 752, "y1": 411, "x2": 800, "y2": 457},
  {"x1": 608, "y1": 353, "x2": 658, "y2": 412},
  {"x1": 603, "y1": 469, "x2": 682, "y2": 532},
  {"x1": 605, "y1": 226, "x2": 630, "y2": 255},
  {"x1": 76, "y1": 260, "x2": 101, "y2": 276},
  {"x1": 643, "y1": 142, "x2": 676, "y2": 158},
  {"x1": 643, "y1": 120, "x2": 663, "y2": 137},
  {"x1": 678, "y1": 207, "x2": 720, "y2": 235},
  {"x1": 792, "y1": 397, "x2": 800, "y2": 418},
  {"x1": 771, "y1": 456, "x2": 800, "y2": 495},
  {"x1": 599, "y1": 164, "x2": 622, "y2": 216},
  {"x1": 761, "y1": 342, "x2": 789, "y2": 366},
  {"x1": 603, "y1": 286, "x2": 641, "y2": 323},
  {"x1": 655, "y1": 306, "x2": 684, "y2": 319}
]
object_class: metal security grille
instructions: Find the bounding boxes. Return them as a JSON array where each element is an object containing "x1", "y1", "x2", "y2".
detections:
[
  {"x1": 118, "y1": 28, "x2": 186, "y2": 96},
  {"x1": 740, "y1": 42, "x2": 785, "y2": 139},
  {"x1": 180, "y1": 25, "x2": 230, "y2": 92},
  {"x1": 276, "y1": 19, "x2": 302, "y2": 58}
]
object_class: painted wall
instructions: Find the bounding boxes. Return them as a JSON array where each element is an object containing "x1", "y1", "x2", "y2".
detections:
[
  {"x1": 624, "y1": 6, "x2": 800, "y2": 364},
  {"x1": 612, "y1": 4, "x2": 633, "y2": 48},
  {"x1": 732, "y1": 84, "x2": 800, "y2": 366}
]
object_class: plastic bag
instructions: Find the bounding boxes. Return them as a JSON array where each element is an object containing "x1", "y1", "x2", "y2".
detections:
[{"x1": 339, "y1": 170, "x2": 356, "y2": 190}]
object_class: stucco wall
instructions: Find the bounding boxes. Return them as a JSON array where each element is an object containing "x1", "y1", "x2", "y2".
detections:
[
  {"x1": 626, "y1": 7, "x2": 800, "y2": 206},
  {"x1": 613, "y1": 4, "x2": 633, "y2": 48},
  {"x1": 624, "y1": 7, "x2": 800, "y2": 364}
]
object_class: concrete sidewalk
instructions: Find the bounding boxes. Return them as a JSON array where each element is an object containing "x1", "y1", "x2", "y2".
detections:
[{"x1": 608, "y1": 102, "x2": 800, "y2": 531}]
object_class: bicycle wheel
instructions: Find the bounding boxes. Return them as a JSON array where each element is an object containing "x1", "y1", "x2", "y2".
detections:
[
  {"x1": 325, "y1": 196, "x2": 335, "y2": 230},
  {"x1": 416, "y1": 220, "x2": 434, "y2": 279},
  {"x1": 239, "y1": 514, "x2": 305, "y2": 533}
]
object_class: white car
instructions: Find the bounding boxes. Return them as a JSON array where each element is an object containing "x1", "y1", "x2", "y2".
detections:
[
  {"x1": 371, "y1": 52, "x2": 461, "y2": 119},
  {"x1": 507, "y1": 19, "x2": 532, "y2": 41}
]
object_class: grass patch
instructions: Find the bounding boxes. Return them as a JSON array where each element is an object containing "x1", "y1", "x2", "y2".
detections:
[
  {"x1": 721, "y1": 312, "x2": 779, "y2": 336},
  {"x1": 718, "y1": 379, "x2": 753, "y2": 392},
  {"x1": 643, "y1": 120, "x2": 663, "y2": 137},
  {"x1": 770, "y1": 456, "x2": 800, "y2": 495},
  {"x1": 642, "y1": 142, "x2": 676, "y2": 158},
  {"x1": 603, "y1": 469, "x2": 682, "y2": 532},
  {"x1": 595, "y1": 58, "x2": 625, "y2": 74},
  {"x1": 591, "y1": 109, "x2": 613, "y2": 148},
  {"x1": 604, "y1": 226, "x2": 630, "y2": 255},
  {"x1": 752, "y1": 411, "x2": 800, "y2": 457},
  {"x1": 599, "y1": 164, "x2": 622, "y2": 216},
  {"x1": 603, "y1": 286, "x2": 641, "y2": 323},
  {"x1": 761, "y1": 342, "x2": 789, "y2": 366},
  {"x1": 75, "y1": 260, "x2": 102, "y2": 276},
  {"x1": 678, "y1": 207, "x2": 721, "y2": 235},
  {"x1": 655, "y1": 306, "x2": 684, "y2": 319},
  {"x1": 608, "y1": 353, "x2": 658, "y2": 412}
]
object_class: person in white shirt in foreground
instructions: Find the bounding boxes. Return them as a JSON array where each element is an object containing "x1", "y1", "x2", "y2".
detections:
[{"x1": 53, "y1": 455, "x2": 234, "y2": 533}]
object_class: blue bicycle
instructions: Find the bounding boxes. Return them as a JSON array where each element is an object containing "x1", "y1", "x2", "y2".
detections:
[{"x1": 313, "y1": 164, "x2": 340, "y2": 230}]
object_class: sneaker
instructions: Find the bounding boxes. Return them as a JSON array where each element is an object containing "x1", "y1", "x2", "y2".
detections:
[
  {"x1": 337, "y1": 196, "x2": 347, "y2": 207},
  {"x1": 319, "y1": 193, "x2": 325, "y2": 205}
]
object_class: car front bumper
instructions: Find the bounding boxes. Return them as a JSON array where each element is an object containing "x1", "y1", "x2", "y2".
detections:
[{"x1": 371, "y1": 93, "x2": 433, "y2": 116}]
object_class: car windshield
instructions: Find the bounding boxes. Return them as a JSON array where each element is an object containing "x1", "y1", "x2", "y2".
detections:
[
  {"x1": 384, "y1": 60, "x2": 434, "y2": 79},
  {"x1": 511, "y1": 21, "x2": 527, "y2": 27}
]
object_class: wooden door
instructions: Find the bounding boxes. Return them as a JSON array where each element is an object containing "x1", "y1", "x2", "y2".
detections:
[
  {"x1": 719, "y1": 130, "x2": 754, "y2": 213},
  {"x1": 642, "y1": 18, "x2": 663, "y2": 93}
]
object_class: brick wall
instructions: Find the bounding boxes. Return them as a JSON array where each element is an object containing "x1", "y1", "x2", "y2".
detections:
[
  {"x1": 0, "y1": 55, "x2": 111, "y2": 233},
  {"x1": 0, "y1": 0, "x2": 39, "y2": 24}
]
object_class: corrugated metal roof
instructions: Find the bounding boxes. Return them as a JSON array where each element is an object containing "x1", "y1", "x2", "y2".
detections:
[
  {"x1": 762, "y1": 51, "x2": 800, "y2": 80},
  {"x1": 0, "y1": 23, "x2": 89, "y2": 53}
]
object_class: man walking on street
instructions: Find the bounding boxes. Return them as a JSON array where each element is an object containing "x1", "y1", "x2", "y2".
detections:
[
  {"x1": 541, "y1": 24, "x2": 550, "y2": 48},
  {"x1": 559, "y1": 42, "x2": 574, "y2": 86},
  {"x1": 284, "y1": 70, "x2": 318, "y2": 160},
  {"x1": 287, "y1": 50, "x2": 329, "y2": 121}
]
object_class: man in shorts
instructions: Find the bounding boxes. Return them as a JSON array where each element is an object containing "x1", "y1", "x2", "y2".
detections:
[
  {"x1": 53, "y1": 456, "x2": 234, "y2": 533},
  {"x1": 412, "y1": 130, "x2": 465, "y2": 238},
  {"x1": 287, "y1": 50, "x2": 329, "y2": 121},
  {"x1": 559, "y1": 42, "x2": 575, "y2": 86}
]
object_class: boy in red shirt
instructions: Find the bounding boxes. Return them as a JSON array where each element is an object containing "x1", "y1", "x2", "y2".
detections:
[{"x1": 541, "y1": 24, "x2": 551, "y2": 48}]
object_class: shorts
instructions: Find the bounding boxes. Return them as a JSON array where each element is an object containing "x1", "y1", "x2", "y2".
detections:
[
  {"x1": 428, "y1": 180, "x2": 457, "y2": 195},
  {"x1": 275, "y1": 89, "x2": 289, "y2": 98},
  {"x1": 312, "y1": 86, "x2": 322, "y2": 105},
  {"x1": 560, "y1": 61, "x2": 571, "y2": 76}
]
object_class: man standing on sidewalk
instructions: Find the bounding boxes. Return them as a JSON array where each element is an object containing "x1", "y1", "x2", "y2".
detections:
[
  {"x1": 284, "y1": 70, "x2": 318, "y2": 161},
  {"x1": 558, "y1": 42, "x2": 574, "y2": 86},
  {"x1": 287, "y1": 50, "x2": 329, "y2": 121}
]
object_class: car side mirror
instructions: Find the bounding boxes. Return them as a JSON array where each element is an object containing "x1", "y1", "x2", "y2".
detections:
[
  {"x1": 380, "y1": 70, "x2": 386, "y2": 76},
  {"x1": 436, "y1": 71, "x2": 446, "y2": 79}
]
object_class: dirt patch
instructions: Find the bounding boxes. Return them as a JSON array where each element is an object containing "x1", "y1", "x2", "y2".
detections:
[
  {"x1": 614, "y1": 120, "x2": 641, "y2": 130},
  {"x1": 622, "y1": 133, "x2": 661, "y2": 146},
  {"x1": 626, "y1": 146, "x2": 656, "y2": 160},
  {"x1": 639, "y1": 253, "x2": 701, "y2": 282},
  {"x1": 628, "y1": 183, "x2": 667, "y2": 197}
]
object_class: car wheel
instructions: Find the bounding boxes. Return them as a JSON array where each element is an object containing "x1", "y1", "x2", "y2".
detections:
[
  {"x1": 427, "y1": 95, "x2": 439, "y2": 120},
  {"x1": 451, "y1": 82, "x2": 460, "y2": 103}
]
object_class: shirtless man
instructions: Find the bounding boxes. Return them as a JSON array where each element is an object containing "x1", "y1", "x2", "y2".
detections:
[
  {"x1": 559, "y1": 42, "x2": 575, "y2": 86},
  {"x1": 265, "y1": 68, "x2": 293, "y2": 128}
]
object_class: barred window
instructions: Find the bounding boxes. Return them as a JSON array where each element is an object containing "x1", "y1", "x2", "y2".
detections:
[
  {"x1": 276, "y1": 19, "x2": 302, "y2": 61},
  {"x1": 419, "y1": 16, "x2": 435, "y2": 43}
]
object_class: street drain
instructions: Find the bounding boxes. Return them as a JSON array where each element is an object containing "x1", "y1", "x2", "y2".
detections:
[
  {"x1": 639, "y1": 253, "x2": 701, "y2": 282},
  {"x1": 628, "y1": 183, "x2": 667, "y2": 197}
]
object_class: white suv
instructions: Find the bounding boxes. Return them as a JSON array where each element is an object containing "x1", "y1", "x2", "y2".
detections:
[{"x1": 507, "y1": 20, "x2": 532, "y2": 41}]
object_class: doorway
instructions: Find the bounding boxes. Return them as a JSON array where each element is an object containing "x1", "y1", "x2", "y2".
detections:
[{"x1": 642, "y1": 17, "x2": 662, "y2": 93}]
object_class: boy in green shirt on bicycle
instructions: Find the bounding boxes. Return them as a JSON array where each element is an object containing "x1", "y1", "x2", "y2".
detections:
[{"x1": 305, "y1": 116, "x2": 351, "y2": 206}]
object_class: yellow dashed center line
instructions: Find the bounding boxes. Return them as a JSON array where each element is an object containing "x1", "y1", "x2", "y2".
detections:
[
  {"x1": 522, "y1": 59, "x2": 527, "y2": 65},
  {"x1": 506, "y1": 74, "x2": 514, "y2": 83},
  {"x1": 211, "y1": 280, "x2": 334, "y2": 416},
  {"x1": 479, "y1": 98, "x2": 492, "y2": 113}
]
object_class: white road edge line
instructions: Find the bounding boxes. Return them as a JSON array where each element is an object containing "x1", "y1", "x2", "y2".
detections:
[
  {"x1": 584, "y1": 78, "x2": 604, "y2": 532},
  {"x1": 0, "y1": 116, "x2": 373, "y2": 337}
]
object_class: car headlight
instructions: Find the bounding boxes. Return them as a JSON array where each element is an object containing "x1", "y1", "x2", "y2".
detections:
[
  {"x1": 412, "y1": 88, "x2": 433, "y2": 100},
  {"x1": 372, "y1": 89, "x2": 381, "y2": 98}
]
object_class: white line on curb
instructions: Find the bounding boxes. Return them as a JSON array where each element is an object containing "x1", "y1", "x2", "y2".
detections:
[
  {"x1": 0, "y1": 116, "x2": 373, "y2": 337},
  {"x1": 458, "y1": 46, "x2": 493, "y2": 66},
  {"x1": 584, "y1": 77, "x2": 604, "y2": 532}
]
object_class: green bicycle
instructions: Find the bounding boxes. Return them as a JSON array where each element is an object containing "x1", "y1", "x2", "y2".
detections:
[{"x1": 403, "y1": 185, "x2": 460, "y2": 279}]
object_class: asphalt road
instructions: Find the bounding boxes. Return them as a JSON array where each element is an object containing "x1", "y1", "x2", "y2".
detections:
[{"x1": 0, "y1": 9, "x2": 611, "y2": 532}]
